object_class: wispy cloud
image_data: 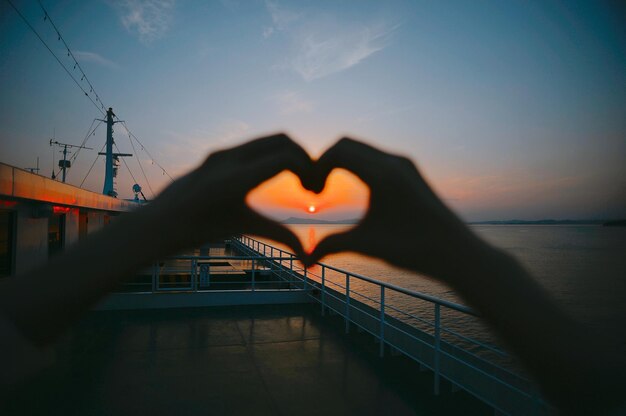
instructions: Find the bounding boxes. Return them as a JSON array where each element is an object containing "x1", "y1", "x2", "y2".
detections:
[
  {"x1": 262, "y1": 26, "x2": 275, "y2": 39},
  {"x1": 74, "y1": 51, "x2": 119, "y2": 69},
  {"x1": 112, "y1": 0, "x2": 176, "y2": 44},
  {"x1": 292, "y1": 24, "x2": 396, "y2": 82},
  {"x1": 161, "y1": 119, "x2": 251, "y2": 175},
  {"x1": 263, "y1": 2, "x2": 398, "y2": 81},
  {"x1": 264, "y1": 0, "x2": 300, "y2": 35},
  {"x1": 272, "y1": 91, "x2": 314, "y2": 115}
]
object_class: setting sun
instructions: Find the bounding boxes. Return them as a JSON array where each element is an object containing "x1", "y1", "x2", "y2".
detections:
[{"x1": 246, "y1": 169, "x2": 369, "y2": 221}]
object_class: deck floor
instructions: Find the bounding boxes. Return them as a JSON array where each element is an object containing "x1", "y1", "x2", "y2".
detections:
[{"x1": 2, "y1": 304, "x2": 490, "y2": 415}]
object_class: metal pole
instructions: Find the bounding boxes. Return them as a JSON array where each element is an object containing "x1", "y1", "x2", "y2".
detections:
[
  {"x1": 103, "y1": 107, "x2": 115, "y2": 196},
  {"x1": 61, "y1": 145, "x2": 68, "y2": 183},
  {"x1": 251, "y1": 259, "x2": 256, "y2": 292},
  {"x1": 303, "y1": 267, "x2": 308, "y2": 291},
  {"x1": 434, "y1": 303, "x2": 441, "y2": 395},
  {"x1": 380, "y1": 286, "x2": 385, "y2": 357},
  {"x1": 191, "y1": 258, "x2": 197, "y2": 291},
  {"x1": 151, "y1": 262, "x2": 157, "y2": 292},
  {"x1": 345, "y1": 274, "x2": 350, "y2": 333},
  {"x1": 321, "y1": 266, "x2": 326, "y2": 316}
]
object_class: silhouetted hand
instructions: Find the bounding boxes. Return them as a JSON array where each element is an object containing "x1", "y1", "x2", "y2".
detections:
[
  {"x1": 305, "y1": 137, "x2": 484, "y2": 282},
  {"x1": 306, "y1": 138, "x2": 626, "y2": 414},
  {"x1": 145, "y1": 133, "x2": 315, "y2": 257},
  {"x1": 0, "y1": 134, "x2": 316, "y2": 346}
]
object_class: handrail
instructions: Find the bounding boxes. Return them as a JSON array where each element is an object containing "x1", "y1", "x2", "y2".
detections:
[
  {"x1": 117, "y1": 234, "x2": 542, "y2": 414},
  {"x1": 232, "y1": 236, "x2": 478, "y2": 316},
  {"x1": 232, "y1": 234, "x2": 544, "y2": 415}
]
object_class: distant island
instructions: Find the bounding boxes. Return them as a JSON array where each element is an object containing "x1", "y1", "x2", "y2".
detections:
[
  {"x1": 281, "y1": 217, "x2": 626, "y2": 226},
  {"x1": 281, "y1": 217, "x2": 361, "y2": 224},
  {"x1": 603, "y1": 220, "x2": 626, "y2": 227},
  {"x1": 469, "y1": 219, "x2": 626, "y2": 226},
  {"x1": 468, "y1": 219, "x2": 605, "y2": 225}
]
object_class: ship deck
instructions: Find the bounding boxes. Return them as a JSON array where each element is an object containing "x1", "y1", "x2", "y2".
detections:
[{"x1": 3, "y1": 304, "x2": 489, "y2": 415}]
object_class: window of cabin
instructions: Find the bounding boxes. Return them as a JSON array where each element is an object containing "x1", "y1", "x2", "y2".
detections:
[
  {"x1": 48, "y1": 213, "x2": 65, "y2": 256},
  {"x1": 0, "y1": 210, "x2": 14, "y2": 277},
  {"x1": 79, "y1": 210, "x2": 88, "y2": 240}
]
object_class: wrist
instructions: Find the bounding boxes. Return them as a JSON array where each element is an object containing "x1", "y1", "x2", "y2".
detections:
[{"x1": 438, "y1": 229, "x2": 509, "y2": 288}]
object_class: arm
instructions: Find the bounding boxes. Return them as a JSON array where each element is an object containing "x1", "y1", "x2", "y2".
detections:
[
  {"x1": 305, "y1": 138, "x2": 625, "y2": 414},
  {"x1": 0, "y1": 134, "x2": 315, "y2": 345}
]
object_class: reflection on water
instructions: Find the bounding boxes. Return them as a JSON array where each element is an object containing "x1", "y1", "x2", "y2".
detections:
[
  {"x1": 259, "y1": 224, "x2": 626, "y2": 349},
  {"x1": 307, "y1": 226, "x2": 317, "y2": 253}
]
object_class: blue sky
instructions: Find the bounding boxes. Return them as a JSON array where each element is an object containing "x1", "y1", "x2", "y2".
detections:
[{"x1": 0, "y1": 0, "x2": 624, "y2": 221}]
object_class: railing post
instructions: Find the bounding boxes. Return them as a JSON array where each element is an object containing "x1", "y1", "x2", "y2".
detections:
[
  {"x1": 191, "y1": 258, "x2": 197, "y2": 291},
  {"x1": 434, "y1": 303, "x2": 441, "y2": 395},
  {"x1": 251, "y1": 258, "x2": 256, "y2": 292},
  {"x1": 321, "y1": 266, "x2": 326, "y2": 316},
  {"x1": 380, "y1": 286, "x2": 385, "y2": 357},
  {"x1": 303, "y1": 267, "x2": 308, "y2": 291},
  {"x1": 152, "y1": 261, "x2": 157, "y2": 292},
  {"x1": 345, "y1": 274, "x2": 350, "y2": 333}
]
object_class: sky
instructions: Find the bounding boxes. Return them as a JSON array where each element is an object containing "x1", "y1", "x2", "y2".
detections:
[{"x1": 0, "y1": 0, "x2": 625, "y2": 221}]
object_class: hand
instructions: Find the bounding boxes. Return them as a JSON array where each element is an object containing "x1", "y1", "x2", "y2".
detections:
[
  {"x1": 305, "y1": 138, "x2": 626, "y2": 414},
  {"x1": 304, "y1": 137, "x2": 489, "y2": 282},
  {"x1": 143, "y1": 134, "x2": 315, "y2": 258}
]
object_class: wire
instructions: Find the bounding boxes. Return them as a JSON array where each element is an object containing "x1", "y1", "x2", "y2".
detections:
[
  {"x1": 8, "y1": 0, "x2": 173, "y2": 192},
  {"x1": 50, "y1": 119, "x2": 103, "y2": 180},
  {"x1": 80, "y1": 142, "x2": 106, "y2": 187},
  {"x1": 5, "y1": 0, "x2": 105, "y2": 116},
  {"x1": 36, "y1": 0, "x2": 107, "y2": 113},
  {"x1": 124, "y1": 126, "x2": 156, "y2": 198},
  {"x1": 70, "y1": 119, "x2": 102, "y2": 164},
  {"x1": 118, "y1": 120, "x2": 174, "y2": 182},
  {"x1": 113, "y1": 142, "x2": 139, "y2": 184}
]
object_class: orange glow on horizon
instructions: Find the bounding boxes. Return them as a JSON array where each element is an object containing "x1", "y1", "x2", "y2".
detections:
[{"x1": 247, "y1": 168, "x2": 369, "y2": 218}]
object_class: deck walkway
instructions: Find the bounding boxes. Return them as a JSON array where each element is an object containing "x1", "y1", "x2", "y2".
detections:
[{"x1": 2, "y1": 304, "x2": 490, "y2": 415}]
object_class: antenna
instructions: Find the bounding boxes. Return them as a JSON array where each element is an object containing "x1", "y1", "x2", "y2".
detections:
[
  {"x1": 25, "y1": 157, "x2": 40, "y2": 174},
  {"x1": 49, "y1": 139, "x2": 93, "y2": 183}
]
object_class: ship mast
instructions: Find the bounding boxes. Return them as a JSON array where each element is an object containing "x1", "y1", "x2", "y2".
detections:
[{"x1": 99, "y1": 107, "x2": 132, "y2": 197}]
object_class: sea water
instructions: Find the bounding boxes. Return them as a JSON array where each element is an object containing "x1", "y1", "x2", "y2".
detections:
[{"x1": 260, "y1": 224, "x2": 626, "y2": 356}]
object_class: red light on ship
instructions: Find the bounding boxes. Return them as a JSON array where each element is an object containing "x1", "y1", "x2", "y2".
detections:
[{"x1": 52, "y1": 206, "x2": 71, "y2": 214}]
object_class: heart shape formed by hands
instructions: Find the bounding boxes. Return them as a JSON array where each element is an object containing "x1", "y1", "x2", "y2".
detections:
[
  {"x1": 246, "y1": 168, "x2": 370, "y2": 252},
  {"x1": 242, "y1": 136, "x2": 463, "y2": 276}
]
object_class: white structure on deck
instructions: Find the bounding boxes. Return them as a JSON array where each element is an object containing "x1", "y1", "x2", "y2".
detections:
[{"x1": 0, "y1": 162, "x2": 136, "y2": 277}]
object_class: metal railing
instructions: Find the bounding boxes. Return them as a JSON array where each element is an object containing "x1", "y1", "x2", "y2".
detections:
[
  {"x1": 117, "y1": 252, "x2": 305, "y2": 293},
  {"x1": 232, "y1": 235, "x2": 548, "y2": 416},
  {"x1": 114, "y1": 235, "x2": 547, "y2": 414}
]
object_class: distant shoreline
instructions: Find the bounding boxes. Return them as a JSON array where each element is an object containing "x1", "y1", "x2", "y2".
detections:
[{"x1": 281, "y1": 217, "x2": 626, "y2": 226}]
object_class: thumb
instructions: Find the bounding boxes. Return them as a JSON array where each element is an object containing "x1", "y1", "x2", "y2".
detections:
[
  {"x1": 243, "y1": 209, "x2": 306, "y2": 259},
  {"x1": 304, "y1": 229, "x2": 361, "y2": 267}
]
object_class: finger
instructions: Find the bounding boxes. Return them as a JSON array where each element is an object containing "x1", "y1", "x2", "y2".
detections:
[
  {"x1": 314, "y1": 137, "x2": 392, "y2": 193},
  {"x1": 242, "y1": 209, "x2": 306, "y2": 259},
  {"x1": 303, "y1": 229, "x2": 361, "y2": 267},
  {"x1": 232, "y1": 133, "x2": 296, "y2": 159},
  {"x1": 239, "y1": 140, "x2": 315, "y2": 191},
  {"x1": 213, "y1": 133, "x2": 303, "y2": 162}
]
